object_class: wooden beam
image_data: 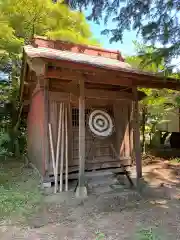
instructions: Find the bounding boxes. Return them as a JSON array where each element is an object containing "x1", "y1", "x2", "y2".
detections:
[
  {"x1": 79, "y1": 78, "x2": 85, "y2": 186},
  {"x1": 46, "y1": 68, "x2": 133, "y2": 87},
  {"x1": 76, "y1": 78, "x2": 87, "y2": 197},
  {"x1": 49, "y1": 89, "x2": 133, "y2": 102},
  {"x1": 58, "y1": 80, "x2": 79, "y2": 96},
  {"x1": 133, "y1": 87, "x2": 142, "y2": 180},
  {"x1": 43, "y1": 78, "x2": 49, "y2": 173},
  {"x1": 85, "y1": 89, "x2": 132, "y2": 100},
  {"x1": 46, "y1": 65, "x2": 180, "y2": 90}
]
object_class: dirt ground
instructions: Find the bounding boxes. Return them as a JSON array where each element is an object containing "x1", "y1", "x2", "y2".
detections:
[{"x1": 0, "y1": 160, "x2": 180, "y2": 240}]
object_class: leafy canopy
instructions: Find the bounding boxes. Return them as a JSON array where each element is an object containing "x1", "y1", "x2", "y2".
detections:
[
  {"x1": 0, "y1": 0, "x2": 99, "y2": 82},
  {"x1": 0, "y1": 0, "x2": 99, "y2": 157},
  {"x1": 64, "y1": 0, "x2": 180, "y2": 68},
  {"x1": 126, "y1": 43, "x2": 180, "y2": 138},
  {"x1": 0, "y1": 0, "x2": 99, "y2": 56}
]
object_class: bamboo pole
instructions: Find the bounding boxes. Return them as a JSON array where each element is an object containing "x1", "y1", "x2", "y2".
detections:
[
  {"x1": 48, "y1": 123, "x2": 56, "y2": 179},
  {"x1": 59, "y1": 103, "x2": 65, "y2": 192},
  {"x1": 55, "y1": 103, "x2": 62, "y2": 193},
  {"x1": 65, "y1": 105, "x2": 68, "y2": 191}
]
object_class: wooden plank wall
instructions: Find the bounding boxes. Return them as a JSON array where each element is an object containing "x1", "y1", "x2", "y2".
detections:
[
  {"x1": 113, "y1": 100, "x2": 131, "y2": 160},
  {"x1": 27, "y1": 89, "x2": 46, "y2": 175},
  {"x1": 48, "y1": 91, "x2": 132, "y2": 175},
  {"x1": 48, "y1": 100, "x2": 72, "y2": 173}
]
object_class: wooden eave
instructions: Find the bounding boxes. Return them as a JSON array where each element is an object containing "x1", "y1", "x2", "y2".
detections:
[
  {"x1": 20, "y1": 46, "x2": 180, "y2": 103},
  {"x1": 44, "y1": 59, "x2": 180, "y2": 90}
]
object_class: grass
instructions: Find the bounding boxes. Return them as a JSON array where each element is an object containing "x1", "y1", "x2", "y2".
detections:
[
  {"x1": 137, "y1": 228, "x2": 161, "y2": 240},
  {"x1": 0, "y1": 160, "x2": 43, "y2": 223},
  {"x1": 170, "y1": 157, "x2": 180, "y2": 164},
  {"x1": 94, "y1": 229, "x2": 162, "y2": 240},
  {"x1": 95, "y1": 231, "x2": 105, "y2": 240}
]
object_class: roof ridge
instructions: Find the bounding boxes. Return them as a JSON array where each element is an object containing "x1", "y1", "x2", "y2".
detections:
[{"x1": 32, "y1": 36, "x2": 124, "y2": 61}]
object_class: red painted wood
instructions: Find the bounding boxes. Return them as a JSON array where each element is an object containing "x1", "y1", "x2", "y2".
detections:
[
  {"x1": 27, "y1": 89, "x2": 46, "y2": 176},
  {"x1": 33, "y1": 37, "x2": 124, "y2": 61}
]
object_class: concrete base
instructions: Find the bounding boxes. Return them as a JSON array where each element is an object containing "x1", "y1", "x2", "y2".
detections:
[
  {"x1": 42, "y1": 181, "x2": 51, "y2": 188},
  {"x1": 75, "y1": 186, "x2": 88, "y2": 198}
]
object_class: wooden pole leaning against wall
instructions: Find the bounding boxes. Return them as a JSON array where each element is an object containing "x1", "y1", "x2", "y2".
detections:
[
  {"x1": 65, "y1": 105, "x2": 69, "y2": 192},
  {"x1": 132, "y1": 87, "x2": 142, "y2": 181},
  {"x1": 48, "y1": 123, "x2": 56, "y2": 188},
  {"x1": 75, "y1": 79, "x2": 87, "y2": 198},
  {"x1": 55, "y1": 103, "x2": 62, "y2": 193},
  {"x1": 59, "y1": 103, "x2": 65, "y2": 192}
]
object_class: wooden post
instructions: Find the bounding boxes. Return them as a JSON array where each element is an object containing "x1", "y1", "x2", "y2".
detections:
[
  {"x1": 65, "y1": 105, "x2": 68, "y2": 192},
  {"x1": 44, "y1": 79, "x2": 49, "y2": 174},
  {"x1": 129, "y1": 101, "x2": 134, "y2": 164},
  {"x1": 75, "y1": 79, "x2": 87, "y2": 198},
  {"x1": 59, "y1": 103, "x2": 64, "y2": 192},
  {"x1": 133, "y1": 87, "x2": 142, "y2": 180}
]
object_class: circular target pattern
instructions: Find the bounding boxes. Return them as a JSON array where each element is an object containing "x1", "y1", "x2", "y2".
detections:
[{"x1": 88, "y1": 110, "x2": 114, "y2": 137}]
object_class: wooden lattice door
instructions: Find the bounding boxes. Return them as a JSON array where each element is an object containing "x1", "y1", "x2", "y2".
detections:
[{"x1": 71, "y1": 107, "x2": 116, "y2": 170}]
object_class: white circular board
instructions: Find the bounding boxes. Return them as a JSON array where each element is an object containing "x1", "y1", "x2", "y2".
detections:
[{"x1": 88, "y1": 110, "x2": 114, "y2": 138}]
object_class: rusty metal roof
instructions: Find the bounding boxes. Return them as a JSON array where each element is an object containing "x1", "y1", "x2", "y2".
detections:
[{"x1": 24, "y1": 45, "x2": 132, "y2": 71}]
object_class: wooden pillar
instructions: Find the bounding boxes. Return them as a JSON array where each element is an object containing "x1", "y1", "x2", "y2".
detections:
[
  {"x1": 43, "y1": 79, "x2": 49, "y2": 174},
  {"x1": 133, "y1": 87, "x2": 142, "y2": 180},
  {"x1": 75, "y1": 79, "x2": 87, "y2": 197}
]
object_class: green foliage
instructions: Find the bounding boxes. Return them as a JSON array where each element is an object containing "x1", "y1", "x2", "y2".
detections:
[
  {"x1": 0, "y1": 0, "x2": 98, "y2": 157},
  {"x1": 170, "y1": 158, "x2": 180, "y2": 164},
  {"x1": 66, "y1": 0, "x2": 180, "y2": 69},
  {"x1": 95, "y1": 231, "x2": 105, "y2": 240},
  {"x1": 126, "y1": 43, "x2": 180, "y2": 150},
  {"x1": 0, "y1": 162, "x2": 42, "y2": 220},
  {"x1": 137, "y1": 228, "x2": 161, "y2": 240},
  {"x1": 0, "y1": 0, "x2": 99, "y2": 49}
]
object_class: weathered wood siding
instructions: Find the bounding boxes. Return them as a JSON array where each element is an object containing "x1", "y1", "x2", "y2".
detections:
[
  {"x1": 48, "y1": 91, "x2": 132, "y2": 175},
  {"x1": 27, "y1": 89, "x2": 46, "y2": 175},
  {"x1": 113, "y1": 101, "x2": 131, "y2": 159}
]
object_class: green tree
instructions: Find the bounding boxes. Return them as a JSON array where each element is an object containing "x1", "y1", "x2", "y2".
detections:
[
  {"x1": 126, "y1": 44, "x2": 179, "y2": 152},
  {"x1": 0, "y1": 0, "x2": 99, "y2": 81},
  {"x1": 0, "y1": 0, "x2": 99, "y2": 157},
  {"x1": 0, "y1": 0, "x2": 99, "y2": 46},
  {"x1": 64, "y1": 0, "x2": 180, "y2": 69}
]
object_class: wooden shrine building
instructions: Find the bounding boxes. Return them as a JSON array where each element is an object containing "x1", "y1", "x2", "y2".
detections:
[{"x1": 20, "y1": 37, "x2": 180, "y2": 196}]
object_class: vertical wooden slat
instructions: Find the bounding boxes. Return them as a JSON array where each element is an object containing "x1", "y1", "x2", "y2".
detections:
[
  {"x1": 59, "y1": 103, "x2": 64, "y2": 192},
  {"x1": 68, "y1": 103, "x2": 73, "y2": 168},
  {"x1": 133, "y1": 87, "x2": 142, "y2": 179},
  {"x1": 48, "y1": 123, "x2": 56, "y2": 178},
  {"x1": 113, "y1": 102, "x2": 125, "y2": 157},
  {"x1": 50, "y1": 100, "x2": 58, "y2": 152},
  {"x1": 65, "y1": 105, "x2": 68, "y2": 191},
  {"x1": 55, "y1": 103, "x2": 62, "y2": 193},
  {"x1": 75, "y1": 79, "x2": 87, "y2": 197},
  {"x1": 78, "y1": 79, "x2": 85, "y2": 186}
]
